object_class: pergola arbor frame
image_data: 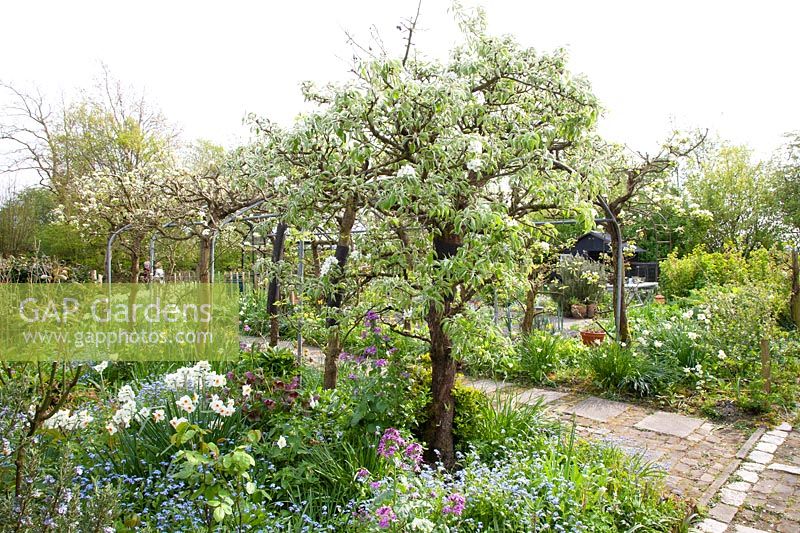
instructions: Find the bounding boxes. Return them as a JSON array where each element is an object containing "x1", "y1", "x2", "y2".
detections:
[{"x1": 104, "y1": 198, "x2": 628, "y2": 363}]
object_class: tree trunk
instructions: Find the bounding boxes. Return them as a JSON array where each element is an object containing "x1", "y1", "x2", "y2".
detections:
[
  {"x1": 267, "y1": 222, "x2": 288, "y2": 347},
  {"x1": 606, "y1": 223, "x2": 630, "y2": 343},
  {"x1": 197, "y1": 236, "x2": 212, "y2": 283},
  {"x1": 323, "y1": 202, "x2": 357, "y2": 389},
  {"x1": 311, "y1": 241, "x2": 321, "y2": 278},
  {"x1": 129, "y1": 248, "x2": 140, "y2": 284},
  {"x1": 521, "y1": 283, "x2": 538, "y2": 336},
  {"x1": 423, "y1": 232, "x2": 462, "y2": 469},
  {"x1": 791, "y1": 248, "x2": 800, "y2": 330}
]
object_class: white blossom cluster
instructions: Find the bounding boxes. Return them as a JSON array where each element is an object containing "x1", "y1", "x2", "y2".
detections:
[
  {"x1": 43, "y1": 409, "x2": 94, "y2": 431},
  {"x1": 163, "y1": 361, "x2": 226, "y2": 391},
  {"x1": 320, "y1": 256, "x2": 339, "y2": 276},
  {"x1": 209, "y1": 394, "x2": 236, "y2": 417},
  {"x1": 110, "y1": 385, "x2": 138, "y2": 430}
]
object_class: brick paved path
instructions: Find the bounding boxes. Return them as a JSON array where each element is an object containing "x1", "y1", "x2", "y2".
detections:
[{"x1": 463, "y1": 378, "x2": 799, "y2": 532}]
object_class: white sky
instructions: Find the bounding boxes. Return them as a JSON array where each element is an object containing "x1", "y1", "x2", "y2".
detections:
[{"x1": 2, "y1": 0, "x2": 799, "y2": 190}]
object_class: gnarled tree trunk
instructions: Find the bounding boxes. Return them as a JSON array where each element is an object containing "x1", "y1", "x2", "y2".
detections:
[
  {"x1": 521, "y1": 283, "x2": 538, "y2": 336},
  {"x1": 267, "y1": 222, "x2": 288, "y2": 347},
  {"x1": 424, "y1": 231, "x2": 462, "y2": 469},
  {"x1": 197, "y1": 236, "x2": 212, "y2": 283},
  {"x1": 605, "y1": 222, "x2": 630, "y2": 343},
  {"x1": 323, "y1": 202, "x2": 357, "y2": 389}
]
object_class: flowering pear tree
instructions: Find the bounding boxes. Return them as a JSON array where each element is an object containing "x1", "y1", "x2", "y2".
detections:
[
  {"x1": 2, "y1": 70, "x2": 177, "y2": 282},
  {"x1": 338, "y1": 11, "x2": 604, "y2": 466},
  {"x1": 58, "y1": 164, "x2": 167, "y2": 282},
  {"x1": 251, "y1": 90, "x2": 404, "y2": 387},
  {"x1": 596, "y1": 133, "x2": 705, "y2": 341},
  {"x1": 156, "y1": 143, "x2": 265, "y2": 283}
]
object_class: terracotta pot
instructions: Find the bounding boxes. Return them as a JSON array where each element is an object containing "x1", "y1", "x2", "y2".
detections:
[
  {"x1": 580, "y1": 330, "x2": 606, "y2": 346},
  {"x1": 570, "y1": 304, "x2": 587, "y2": 318},
  {"x1": 654, "y1": 294, "x2": 666, "y2": 305},
  {"x1": 585, "y1": 303, "x2": 598, "y2": 318}
]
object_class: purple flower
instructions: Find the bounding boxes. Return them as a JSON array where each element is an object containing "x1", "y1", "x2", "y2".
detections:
[
  {"x1": 243, "y1": 324, "x2": 251, "y2": 332},
  {"x1": 403, "y1": 442, "x2": 423, "y2": 468},
  {"x1": 355, "y1": 468, "x2": 370, "y2": 481},
  {"x1": 375, "y1": 506, "x2": 396, "y2": 528},
  {"x1": 364, "y1": 346, "x2": 378, "y2": 356},
  {"x1": 365, "y1": 310, "x2": 380, "y2": 322},
  {"x1": 370, "y1": 480, "x2": 382, "y2": 490},
  {"x1": 348, "y1": 373, "x2": 358, "y2": 380},
  {"x1": 338, "y1": 351, "x2": 351, "y2": 362},
  {"x1": 377, "y1": 428, "x2": 406, "y2": 458},
  {"x1": 373, "y1": 359, "x2": 388, "y2": 368},
  {"x1": 372, "y1": 326, "x2": 382, "y2": 334},
  {"x1": 443, "y1": 493, "x2": 466, "y2": 516}
]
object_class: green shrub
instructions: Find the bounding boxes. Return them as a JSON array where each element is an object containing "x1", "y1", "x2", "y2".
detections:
[
  {"x1": 586, "y1": 342, "x2": 672, "y2": 397},
  {"x1": 461, "y1": 395, "x2": 556, "y2": 459},
  {"x1": 552, "y1": 254, "x2": 607, "y2": 312},
  {"x1": 241, "y1": 345, "x2": 297, "y2": 378},
  {"x1": 452, "y1": 381, "x2": 490, "y2": 444},
  {"x1": 449, "y1": 309, "x2": 517, "y2": 379},
  {"x1": 515, "y1": 331, "x2": 581, "y2": 384},
  {"x1": 660, "y1": 246, "x2": 789, "y2": 299}
]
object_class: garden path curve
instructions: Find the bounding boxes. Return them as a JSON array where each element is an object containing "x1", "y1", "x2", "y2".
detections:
[{"x1": 463, "y1": 378, "x2": 799, "y2": 533}]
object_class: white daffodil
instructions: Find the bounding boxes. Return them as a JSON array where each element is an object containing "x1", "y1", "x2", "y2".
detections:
[
  {"x1": 169, "y1": 417, "x2": 188, "y2": 429},
  {"x1": 152, "y1": 409, "x2": 165, "y2": 423},
  {"x1": 276, "y1": 436, "x2": 287, "y2": 449},
  {"x1": 93, "y1": 361, "x2": 109, "y2": 373},
  {"x1": 176, "y1": 395, "x2": 195, "y2": 414},
  {"x1": 242, "y1": 384, "x2": 252, "y2": 397},
  {"x1": 717, "y1": 350, "x2": 727, "y2": 360}
]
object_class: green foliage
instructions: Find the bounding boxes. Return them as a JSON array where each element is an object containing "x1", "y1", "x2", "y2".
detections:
[
  {"x1": 586, "y1": 342, "x2": 672, "y2": 397},
  {"x1": 240, "y1": 344, "x2": 297, "y2": 378},
  {"x1": 660, "y1": 246, "x2": 789, "y2": 299},
  {"x1": 451, "y1": 381, "x2": 490, "y2": 444},
  {"x1": 685, "y1": 143, "x2": 782, "y2": 254},
  {"x1": 449, "y1": 309, "x2": 517, "y2": 379},
  {"x1": 462, "y1": 395, "x2": 557, "y2": 460},
  {"x1": 172, "y1": 427, "x2": 266, "y2": 527},
  {"x1": 552, "y1": 255, "x2": 607, "y2": 311},
  {"x1": 515, "y1": 330, "x2": 582, "y2": 384}
]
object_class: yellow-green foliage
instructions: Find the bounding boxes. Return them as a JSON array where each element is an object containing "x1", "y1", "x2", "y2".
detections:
[
  {"x1": 660, "y1": 246, "x2": 789, "y2": 299},
  {"x1": 452, "y1": 381, "x2": 490, "y2": 442}
]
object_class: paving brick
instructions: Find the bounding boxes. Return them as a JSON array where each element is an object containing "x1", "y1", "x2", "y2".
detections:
[
  {"x1": 709, "y1": 502, "x2": 739, "y2": 523},
  {"x1": 634, "y1": 411, "x2": 704, "y2": 438},
  {"x1": 767, "y1": 463, "x2": 800, "y2": 475},
  {"x1": 697, "y1": 518, "x2": 729, "y2": 533},
  {"x1": 720, "y1": 487, "x2": 747, "y2": 506},
  {"x1": 748, "y1": 450, "x2": 773, "y2": 464}
]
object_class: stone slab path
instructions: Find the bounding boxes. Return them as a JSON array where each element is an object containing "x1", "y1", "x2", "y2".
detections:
[{"x1": 463, "y1": 377, "x2": 798, "y2": 531}]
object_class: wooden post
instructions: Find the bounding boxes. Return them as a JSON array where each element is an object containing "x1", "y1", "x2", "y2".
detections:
[{"x1": 760, "y1": 338, "x2": 771, "y2": 394}]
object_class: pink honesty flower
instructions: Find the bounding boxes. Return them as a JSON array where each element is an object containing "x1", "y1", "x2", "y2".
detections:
[
  {"x1": 443, "y1": 493, "x2": 466, "y2": 516},
  {"x1": 375, "y1": 506, "x2": 396, "y2": 528},
  {"x1": 377, "y1": 428, "x2": 406, "y2": 459}
]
